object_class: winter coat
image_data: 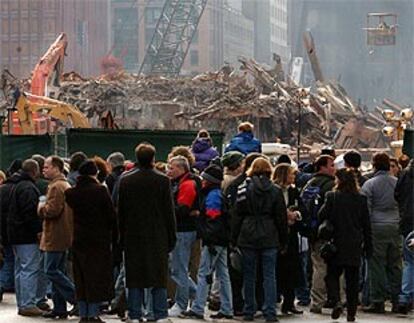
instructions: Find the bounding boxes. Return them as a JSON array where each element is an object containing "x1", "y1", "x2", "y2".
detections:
[
  {"x1": 6, "y1": 171, "x2": 41, "y2": 245},
  {"x1": 65, "y1": 176, "x2": 115, "y2": 302},
  {"x1": 232, "y1": 175, "x2": 288, "y2": 249},
  {"x1": 192, "y1": 138, "x2": 219, "y2": 172},
  {"x1": 318, "y1": 191, "x2": 372, "y2": 266},
  {"x1": 224, "y1": 132, "x2": 262, "y2": 155},
  {"x1": 38, "y1": 174, "x2": 73, "y2": 252},
  {"x1": 395, "y1": 159, "x2": 414, "y2": 237},
  {"x1": 0, "y1": 182, "x2": 14, "y2": 246},
  {"x1": 361, "y1": 170, "x2": 399, "y2": 226},
  {"x1": 67, "y1": 170, "x2": 80, "y2": 187},
  {"x1": 197, "y1": 185, "x2": 230, "y2": 247},
  {"x1": 277, "y1": 186, "x2": 304, "y2": 291},
  {"x1": 106, "y1": 165, "x2": 125, "y2": 195},
  {"x1": 118, "y1": 168, "x2": 176, "y2": 288},
  {"x1": 172, "y1": 172, "x2": 200, "y2": 232}
]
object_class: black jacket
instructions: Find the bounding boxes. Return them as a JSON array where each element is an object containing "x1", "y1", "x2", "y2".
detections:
[
  {"x1": 232, "y1": 175, "x2": 288, "y2": 249},
  {"x1": 171, "y1": 172, "x2": 201, "y2": 232},
  {"x1": 197, "y1": 185, "x2": 230, "y2": 247},
  {"x1": 277, "y1": 186, "x2": 305, "y2": 290},
  {"x1": 6, "y1": 171, "x2": 42, "y2": 245},
  {"x1": 0, "y1": 182, "x2": 15, "y2": 246},
  {"x1": 118, "y1": 168, "x2": 176, "y2": 288},
  {"x1": 318, "y1": 191, "x2": 372, "y2": 266},
  {"x1": 65, "y1": 176, "x2": 115, "y2": 302},
  {"x1": 106, "y1": 166, "x2": 125, "y2": 195},
  {"x1": 395, "y1": 159, "x2": 414, "y2": 237}
]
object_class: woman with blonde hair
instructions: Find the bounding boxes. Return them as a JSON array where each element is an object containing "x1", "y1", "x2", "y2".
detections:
[
  {"x1": 272, "y1": 164, "x2": 304, "y2": 315},
  {"x1": 232, "y1": 157, "x2": 287, "y2": 322}
]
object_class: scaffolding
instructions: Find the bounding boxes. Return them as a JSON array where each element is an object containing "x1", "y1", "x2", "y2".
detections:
[{"x1": 139, "y1": 0, "x2": 208, "y2": 76}]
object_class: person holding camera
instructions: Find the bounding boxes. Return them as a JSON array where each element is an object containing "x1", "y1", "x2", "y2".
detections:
[
  {"x1": 272, "y1": 163, "x2": 305, "y2": 315},
  {"x1": 318, "y1": 168, "x2": 372, "y2": 322}
]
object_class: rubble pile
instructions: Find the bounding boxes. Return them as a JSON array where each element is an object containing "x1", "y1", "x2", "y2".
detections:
[{"x1": 1, "y1": 58, "x2": 391, "y2": 148}]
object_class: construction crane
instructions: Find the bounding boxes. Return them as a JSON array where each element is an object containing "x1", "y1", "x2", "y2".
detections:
[
  {"x1": 31, "y1": 32, "x2": 67, "y2": 96},
  {"x1": 139, "y1": 0, "x2": 208, "y2": 76}
]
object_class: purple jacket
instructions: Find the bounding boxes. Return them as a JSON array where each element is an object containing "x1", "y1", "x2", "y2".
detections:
[{"x1": 192, "y1": 138, "x2": 219, "y2": 172}]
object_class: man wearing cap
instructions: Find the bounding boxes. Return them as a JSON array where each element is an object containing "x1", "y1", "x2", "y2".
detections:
[
  {"x1": 221, "y1": 151, "x2": 245, "y2": 192},
  {"x1": 181, "y1": 164, "x2": 233, "y2": 320}
]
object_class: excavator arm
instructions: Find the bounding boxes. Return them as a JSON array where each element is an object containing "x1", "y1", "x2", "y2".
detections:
[
  {"x1": 30, "y1": 33, "x2": 67, "y2": 96},
  {"x1": 15, "y1": 92, "x2": 90, "y2": 134}
]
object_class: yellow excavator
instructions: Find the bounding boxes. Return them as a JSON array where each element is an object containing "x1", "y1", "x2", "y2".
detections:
[{"x1": 13, "y1": 91, "x2": 90, "y2": 134}]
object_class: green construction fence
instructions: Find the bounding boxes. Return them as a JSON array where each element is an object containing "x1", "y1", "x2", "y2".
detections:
[
  {"x1": 66, "y1": 129, "x2": 224, "y2": 162},
  {"x1": 0, "y1": 129, "x2": 224, "y2": 170},
  {"x1": 0, "y1": 135, "x2": 53, "y2": 170}
]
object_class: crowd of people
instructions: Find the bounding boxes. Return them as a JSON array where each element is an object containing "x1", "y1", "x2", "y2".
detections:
[{"x1": 0, "y1": 121, "x2": 413, "y2": 323}]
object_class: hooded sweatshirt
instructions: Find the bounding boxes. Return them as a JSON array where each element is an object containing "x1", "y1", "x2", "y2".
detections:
[{"x1": 192, "y1": 138, "x2": 219, "y2": 172}]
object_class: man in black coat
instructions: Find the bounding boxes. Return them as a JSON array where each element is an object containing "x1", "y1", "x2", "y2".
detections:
[
  {"x1": 395, "y1": 158, "x2": 414, "y2": 314},
  {"x1": 7, "y1": 159, "x2": 44, "y2": 317},
  {"x1": 118, "y1": 143, "x2": 176, "y2": 322}
]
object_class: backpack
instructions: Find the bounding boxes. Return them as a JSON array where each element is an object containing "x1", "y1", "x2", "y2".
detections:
[{"x1": 300, "y1": 177, "x2": 331, "y2": 237}]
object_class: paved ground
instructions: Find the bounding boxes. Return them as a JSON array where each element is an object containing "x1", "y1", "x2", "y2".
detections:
[{"x1": 1, "y1": 293, "x2": 413, "y2": 323}]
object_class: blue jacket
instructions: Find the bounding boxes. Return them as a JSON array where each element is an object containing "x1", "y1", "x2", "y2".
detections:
[
  {"x1": 198, "y1": 186, "x2": 230, "y2": 246},
  {"x1": 225, "y1": 132, "x2": 262, "y2": 155}
]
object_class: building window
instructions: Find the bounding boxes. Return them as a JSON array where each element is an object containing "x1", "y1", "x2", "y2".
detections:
[{"x1": 190, "y1": 50, "x2": 199, "y2": 66}]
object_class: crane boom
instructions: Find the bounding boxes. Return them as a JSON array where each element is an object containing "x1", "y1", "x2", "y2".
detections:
[
  {"x1": 139, "y1": 0, "x2": 208, "y2": 76},
  {"x1": 31, "y1": 33, "x2": 67, "y2": 96}
]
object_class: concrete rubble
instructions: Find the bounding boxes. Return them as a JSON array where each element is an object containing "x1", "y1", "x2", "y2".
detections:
[{"x1": 0, "y1": 59, "x2": 395, "y2": 149}]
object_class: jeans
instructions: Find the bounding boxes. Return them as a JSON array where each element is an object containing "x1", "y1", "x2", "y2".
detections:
[
  {"x1": 37, "y1": 252, "x2": 48, "y2": 305},
  {"x1": 0, "y1": 245, "x2": 15, "y2": 291},
  {"x1": 111, "y1": 264, "x2": 126, "y2": 310},
  {"x1": 79, "y1": 300, "x2": 100, "y2": 318},
  {"x1": 242, "y1": 248, "x2": 277, "y2": 319},
  {"x1": 170, "y1": 231, "x2": 197, "y2": 310},
  {"x1": 191, "y1": 245, "x2": 233, "y2": 316},
  {"x1": 44, "y1": 251, "x2": 76, "y2": 314},
  {"x1": 295, "y1": 251, "x2": 310, "y2": 304},
  {"x1": 399, "y1": 241, "x2": 414, "y2": 305},
  {"x1": 12, "y1": 244, "x2": 42, "y2": 309},
  {"x1": 127, "y1": 288, "x2": 167, "y2": 320}
]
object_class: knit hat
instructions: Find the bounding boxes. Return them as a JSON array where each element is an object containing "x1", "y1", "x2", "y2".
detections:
[
  {"x1": 221, "y1": 151, "x2": 244, "y2": 168},
  {"x1": 78, "y1": 160, "x2": 98, "y2": 176},
  {"x1": 276, "y1": 154, "x2": 291, "y2": 165},
  {"x1": 343, "y1": 150, "x2": 362, "y2": 168},
  {"x1": 201, "y1": 164, "x2": 223, "y2": 184}
]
